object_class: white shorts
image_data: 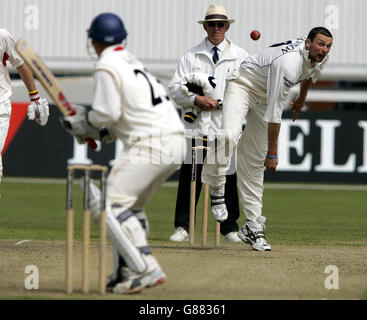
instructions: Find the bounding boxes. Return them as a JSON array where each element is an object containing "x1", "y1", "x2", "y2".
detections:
[
  {"x1": 202, "y1": 80, "x2": 268, "y2": 222},
  {"x1": 0, "y1": 99, "x2": 12, "y2": 176}
]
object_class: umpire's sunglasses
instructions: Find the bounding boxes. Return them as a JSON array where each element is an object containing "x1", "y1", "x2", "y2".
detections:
[{"x1": 206, "y1": 21, "x2": 227, "y2": 28}]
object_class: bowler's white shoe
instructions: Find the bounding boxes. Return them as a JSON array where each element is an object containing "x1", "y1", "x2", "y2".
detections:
[
  {"x1": 238, "y1": 216, "x2": 271, "y2": 251},
  {"x1": 224, "y1": 231, "x2": 242, "y2": 243},
  {"x1": 169, "y1": 227, "x2": 189, "y2": 242}
]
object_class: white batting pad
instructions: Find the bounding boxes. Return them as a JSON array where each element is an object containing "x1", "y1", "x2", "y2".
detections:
[
  {"x1": 133, "y1": 209, "x2": 149, "y2": 237},
  {"x1": 106, "y1": 206, "x2": 147, "y2": 274}
]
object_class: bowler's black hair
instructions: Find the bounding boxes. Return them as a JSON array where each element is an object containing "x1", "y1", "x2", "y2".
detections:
[{"x1": 307, "y1": 27, "x2": 333, "y2": 41}]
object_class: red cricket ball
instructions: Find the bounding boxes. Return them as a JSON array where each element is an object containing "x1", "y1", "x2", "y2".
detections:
[{"x1": 250, "y1": 30, "x2": 261, "y2": 41}]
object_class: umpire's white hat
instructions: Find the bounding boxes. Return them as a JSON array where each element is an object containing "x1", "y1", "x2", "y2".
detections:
[{"x1": 198, "y1": 5, "x2": 235, "y2": 24}]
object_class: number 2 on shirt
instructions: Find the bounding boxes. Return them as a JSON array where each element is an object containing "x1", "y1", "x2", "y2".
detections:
[{"x1": 134, "y1": 69, "x2": 169, "y2": 106}]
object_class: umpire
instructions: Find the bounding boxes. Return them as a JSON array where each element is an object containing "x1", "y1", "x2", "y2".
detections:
[{"x1": 167, "y1": 5, "x2": 248, "y2": 242}]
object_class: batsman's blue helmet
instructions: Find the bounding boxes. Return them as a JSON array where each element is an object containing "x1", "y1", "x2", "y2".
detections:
[{"x1": 88, "y1": 13, "x2": 127, "y2": 44}]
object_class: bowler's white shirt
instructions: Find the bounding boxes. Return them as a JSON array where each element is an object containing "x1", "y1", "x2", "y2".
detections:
[{"x1": 238, "y1": 36, "x2": 329, "y2": 123}]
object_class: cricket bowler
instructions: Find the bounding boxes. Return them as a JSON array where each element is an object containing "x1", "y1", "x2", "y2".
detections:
[{"x1": 202, "y1": 27, "x2": 333, "y2": 251}]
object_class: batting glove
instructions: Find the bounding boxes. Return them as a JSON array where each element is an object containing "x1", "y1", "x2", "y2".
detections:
[
  {"x1": 61, "y1": 104, "x2": 100, "y2": 141},
  {"x1": 27, "y1": 90, "x2": 50, "y2": 126}
]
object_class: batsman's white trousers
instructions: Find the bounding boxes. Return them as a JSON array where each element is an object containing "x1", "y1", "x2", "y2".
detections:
[
  {"x1": 107, "y1": 133, "x2": 186, "y2": 210},
  {"x1": 202, "y1": 80, "x2": 268, "y2": 222},
  {"x1": 0, "y1": 99, "x2": 12, "y2": 182}
]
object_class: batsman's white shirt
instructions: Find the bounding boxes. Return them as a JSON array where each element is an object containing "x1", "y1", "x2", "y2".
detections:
[
  {"x1": 0, "y1": 29, "x2": 24, "y2": 180},
  {"x1": 0, "y1": 29, "x2": 24, "y2": 103},
  {"x1": 89, "y1": 44, "x2": 186, "y2": 209},
  {"x1": 89, "y1": 44, "x2": 184, "y2": 144}
]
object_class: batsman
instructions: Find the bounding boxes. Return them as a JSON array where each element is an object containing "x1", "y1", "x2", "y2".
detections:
[
  {"x1": 62, "y1": 13, "x2": 186, "y2": 293},
  {"x1": 0, "y1": 28, "x2": 49, "y2": 195}
]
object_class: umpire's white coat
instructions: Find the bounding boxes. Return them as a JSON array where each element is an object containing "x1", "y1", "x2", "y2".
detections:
[{"x1": 168, "y1": 38, "x2": 248, "y2": 140}]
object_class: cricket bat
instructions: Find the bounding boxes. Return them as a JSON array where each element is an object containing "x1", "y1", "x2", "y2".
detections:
[{"x1": 15, "y1": 38, "x2": 97, "y2": 150}]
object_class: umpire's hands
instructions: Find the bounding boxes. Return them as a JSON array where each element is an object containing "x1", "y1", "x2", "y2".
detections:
[{"x1": 194, "y1": 95, "x2": 219, "y2": 111}]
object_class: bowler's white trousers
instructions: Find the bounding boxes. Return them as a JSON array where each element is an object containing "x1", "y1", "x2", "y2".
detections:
[
  {"x1": 107, "y1": 133, "x2": 186, "y2": 211},
  {"x1": 202, "y1": 79, "x2": 268, "y2": 222},
  {"x1": 0, "y1": 99, "x2": 12, "y2": 182}
]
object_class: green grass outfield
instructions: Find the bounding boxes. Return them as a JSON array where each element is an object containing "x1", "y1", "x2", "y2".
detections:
[
  {"x1": 0, "y1": 177, "x2": 366, "y2": 300},
  {"x1": 1, "y1": 178, "x2": 366, "y2": 246}
]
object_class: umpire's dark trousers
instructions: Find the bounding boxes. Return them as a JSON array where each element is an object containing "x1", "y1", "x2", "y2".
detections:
[{"x1": 173, "y1": 138, "x2": 240, "y2": 235}]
